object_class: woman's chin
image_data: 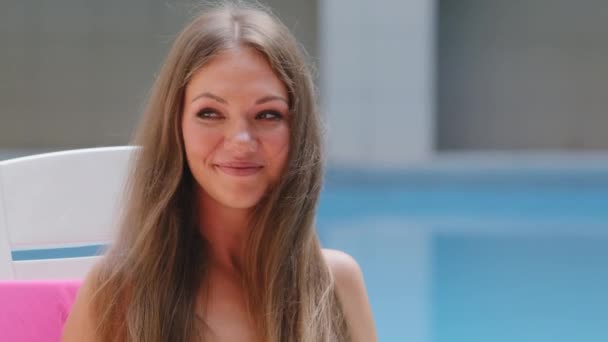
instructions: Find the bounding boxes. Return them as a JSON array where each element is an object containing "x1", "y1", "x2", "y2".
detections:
[{"x1": 217, "y1": 192, "x2": 265, "y2": 210}]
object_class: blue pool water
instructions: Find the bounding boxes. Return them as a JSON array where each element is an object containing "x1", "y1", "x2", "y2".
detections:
[{"x1": 318, "y1": 166, "x2": 608, "y2": 342}]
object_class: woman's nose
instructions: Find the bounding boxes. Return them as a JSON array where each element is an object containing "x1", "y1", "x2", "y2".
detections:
[{"x1": 224, "y1": 118, "x2": 258, "y2": 153}]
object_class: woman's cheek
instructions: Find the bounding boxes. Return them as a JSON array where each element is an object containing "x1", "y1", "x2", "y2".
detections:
[
  {"x1": 191, "y1": 127, "x2": 223, "y2": 155},
  {"x1": 265, "y1": 128, "x2": 290, "y2": 172}
]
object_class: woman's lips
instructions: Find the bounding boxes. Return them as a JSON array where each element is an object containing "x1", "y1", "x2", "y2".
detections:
[{"x1": 214, "y1": 162, "x2": 263, "y2": 176}]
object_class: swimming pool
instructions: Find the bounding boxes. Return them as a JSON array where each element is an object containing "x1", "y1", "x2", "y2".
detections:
[{"x1": 319, "y1": 159, "x2": 608, "y2": 342}]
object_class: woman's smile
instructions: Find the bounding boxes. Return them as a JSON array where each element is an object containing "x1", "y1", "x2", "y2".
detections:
[{"x1": 214, "y1": 161, "x2": 264, "y2": 177}]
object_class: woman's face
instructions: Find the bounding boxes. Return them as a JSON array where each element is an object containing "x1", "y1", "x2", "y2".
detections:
[{"x1": 182, "y1": 47, "x2": 290, "y2": 210}]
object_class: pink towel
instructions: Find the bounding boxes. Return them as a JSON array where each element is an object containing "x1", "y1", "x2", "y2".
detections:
[{"x1": 0, "y1": 280, "x2": 81, "y2": 342}]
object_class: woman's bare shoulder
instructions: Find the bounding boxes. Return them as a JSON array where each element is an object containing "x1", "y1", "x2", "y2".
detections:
[
  {"x1": 321, "y1": 248, "x2": 378, "y2": 342},
  {"x1": 61, "y1": 265, "x2": 100, "y2": 342}
]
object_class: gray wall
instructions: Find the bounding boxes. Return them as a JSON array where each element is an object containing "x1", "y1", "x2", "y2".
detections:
[
  {"x1": 0, "y1": 0, "x2": 317, "y2": 150},
  {"x1": 437, "y1": 0, "x2": 608, "y2": 150}
]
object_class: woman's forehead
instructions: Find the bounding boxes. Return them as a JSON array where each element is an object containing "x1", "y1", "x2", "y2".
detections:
[{"x1": 185, "y1": 47, "x2": 288, "y2": 102}]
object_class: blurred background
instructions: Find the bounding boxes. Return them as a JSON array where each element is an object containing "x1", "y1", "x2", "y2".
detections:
[{"x1": 1, "y1": 0, "x2": 607, "y2": 341}]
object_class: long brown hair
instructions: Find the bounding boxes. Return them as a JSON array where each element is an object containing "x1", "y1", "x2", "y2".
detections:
[{"x1": 90, "y1": 2, "x2": 348, "y2": 341}]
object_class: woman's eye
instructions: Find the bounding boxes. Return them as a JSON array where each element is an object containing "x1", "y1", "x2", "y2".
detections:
[
  {"x1": 196, "y1": 109, "x2": 222, "y2": 120},
  {"x1": 256, "y1": 110, "x2": 283, "y2": 121}
]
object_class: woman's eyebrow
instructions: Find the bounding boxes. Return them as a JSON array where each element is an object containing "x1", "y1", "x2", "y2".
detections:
[
  {"x1": 191, "y1": 92, "x2": 227, "y2": 104},
  {"x1": 190, "y1": 92, "x2": 288, "y2": 105},
  {"x1": 255, "y1": 95, "x2": 288, "y2": 105}
]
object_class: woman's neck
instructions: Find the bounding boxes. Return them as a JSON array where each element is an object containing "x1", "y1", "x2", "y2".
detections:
[{"x1": 197, "y1": 189, "x2": 250, "y2": 274}]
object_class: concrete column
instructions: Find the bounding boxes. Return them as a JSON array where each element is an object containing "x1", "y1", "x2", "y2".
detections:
[{"x1": 319, "y1": 0, "x2": 436, "y2": 167}]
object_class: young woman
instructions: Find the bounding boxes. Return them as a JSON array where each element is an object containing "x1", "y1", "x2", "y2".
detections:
[{"x1": 62, "y1": 3, "x2": 376, "y2": 341}]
